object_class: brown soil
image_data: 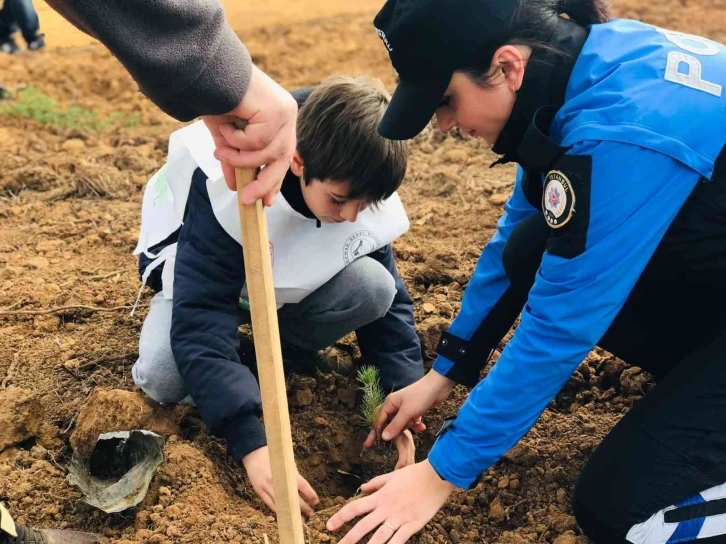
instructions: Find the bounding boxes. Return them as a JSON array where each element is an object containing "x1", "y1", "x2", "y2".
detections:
[{"x1": 0, "y1": 1, "x2": 723, "y2": 543}]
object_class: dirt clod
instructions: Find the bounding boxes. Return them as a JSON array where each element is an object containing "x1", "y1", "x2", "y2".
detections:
[
  {"x1": 62, "y1": 139, "x2": 86, "y2": 152},
  {"x1": 553, "y1": 531, "x2": 579, "y2": 544},
  {"x1": 0, "y1": 387, "x2": 43, "y2": 452},
  {"x1": 489, "y1": 498, "x2": 506, "y2": 521},
  {"x1": 337, "y1": 387, "x2": 357, "y2": 408},
  {"x1": 620, "y1": 366, "x2": 651, "y2": 395},
  {"x1": 294, "y1": 388, "x2": 315, "y2": 407},
  {"x1": 70, "y1": 389, "x2": 181, "y2": 457}
]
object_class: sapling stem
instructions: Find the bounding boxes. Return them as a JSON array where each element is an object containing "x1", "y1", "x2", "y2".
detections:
[{"x1": 357, "y1": 365, "x2": 385, "y2": 428}]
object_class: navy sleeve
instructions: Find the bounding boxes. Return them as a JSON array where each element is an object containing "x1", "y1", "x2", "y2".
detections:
[
  {"x1": 356, "y1": 246, "x2": 424, "y2": 391},
  {"x1": 171, "y1": 169, "x2": 267, "y2": 461},
  {"x1": 429, "y1": 141, "x2": 703, "y2": 489}
]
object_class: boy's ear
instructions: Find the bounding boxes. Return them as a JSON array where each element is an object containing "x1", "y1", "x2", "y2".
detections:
[{"x1": 290, "y1": 150, "x2": 304, "y2": 177}]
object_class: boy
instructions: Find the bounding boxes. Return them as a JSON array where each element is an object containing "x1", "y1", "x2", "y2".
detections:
[{"x1": 131, "y1": 76, "x2": 424, "y2": 516}]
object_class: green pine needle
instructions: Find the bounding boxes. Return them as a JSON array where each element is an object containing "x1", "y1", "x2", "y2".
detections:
[{"x1": 357, "y1": 365, "x2": 385, "y2": 427}]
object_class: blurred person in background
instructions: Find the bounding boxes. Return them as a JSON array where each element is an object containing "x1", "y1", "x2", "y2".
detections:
[{"x1": 0, "y1": 0, "x2": 45, "y2": 53}]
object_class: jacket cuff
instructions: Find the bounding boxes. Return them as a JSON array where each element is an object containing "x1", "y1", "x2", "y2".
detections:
[
  {"x1": 433, "y1": 332, "x2": 487, "y2": 387},
  {"x1": 225, "y1": 412, "x2": 267, "y2": 462},
  {"x1": 161, "y1": 27, "x2": 252, "y2": 121},
  {"x1": 432, "y1": 355, "x2": 455, "y2": 376},
  {"x1": 429, "y1": 424, "x2": 482, "y2": 490}
]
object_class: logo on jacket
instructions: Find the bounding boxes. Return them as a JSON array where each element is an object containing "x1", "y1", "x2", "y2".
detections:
[
  {"x1": 343, "y1": 230, "x2": 381, "y2": 265},
  {"x1": 150, "y1": 165, "x2": 169, "y2": 206},
  {"x1": 543, "y1": 170, "x2": 575, "y2": 228}
]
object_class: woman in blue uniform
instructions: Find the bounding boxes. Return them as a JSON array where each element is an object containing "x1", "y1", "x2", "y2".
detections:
[{"x1": 326, "y1": 0, "x2": 726, "y2": 542}]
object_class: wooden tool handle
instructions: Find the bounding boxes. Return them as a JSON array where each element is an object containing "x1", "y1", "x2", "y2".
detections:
[
  {"x1": 235, "y1": 167, "x2": 258, "y2": 190},
  {"x1": 234, "y1": 145, "x2": 305, "y2": 541}
]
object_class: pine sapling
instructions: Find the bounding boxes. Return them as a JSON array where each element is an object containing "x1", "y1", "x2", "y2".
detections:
[{"x1": 357, "y1": 365, "x2": 385, "y2": 428}]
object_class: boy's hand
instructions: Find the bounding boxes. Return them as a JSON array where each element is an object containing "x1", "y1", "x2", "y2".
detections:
[
  {"x1": 364, "y1": 370, "x2": 455, "y2": 447},
  {"x1": 393, "y1": 429, "x2": 415, "y2": 470},
  {"x1": 203, "y1": 65, "x2": 298, "y2": 206},
  {"x1": 242, "y1": 446, "x2": 319, "y2": 518}
]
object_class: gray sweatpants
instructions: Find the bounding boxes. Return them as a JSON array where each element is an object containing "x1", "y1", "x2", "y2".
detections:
[{"x1": 132, "y1": 256, "x2": 396, "y2": 404}]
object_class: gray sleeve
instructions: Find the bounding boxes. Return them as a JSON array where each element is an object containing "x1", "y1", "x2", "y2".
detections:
[{"x1": 46, "y1": 0, "x2": 252, "y2": 121}]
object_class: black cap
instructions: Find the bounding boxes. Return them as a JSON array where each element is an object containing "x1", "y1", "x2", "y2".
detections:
[{"x1": 374, "y1": 0, "x2": 518, "y2": 140}]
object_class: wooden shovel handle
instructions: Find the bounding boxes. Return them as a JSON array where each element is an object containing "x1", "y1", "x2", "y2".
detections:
[{"x1": 233, "y1": 118, "x2": 305, "y2": 544}]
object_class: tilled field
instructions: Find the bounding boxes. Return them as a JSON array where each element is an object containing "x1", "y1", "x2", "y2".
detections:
[{"x1": 0, "y1": 1, "x2": 724, "y2": 542}]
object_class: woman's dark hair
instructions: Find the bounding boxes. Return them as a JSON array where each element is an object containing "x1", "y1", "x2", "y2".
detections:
[{"x1": 458, "y1": 0, "x2": 611, "y2": 86}]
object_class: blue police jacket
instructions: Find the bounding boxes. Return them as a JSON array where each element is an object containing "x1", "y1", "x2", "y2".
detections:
[{"x1": 428, "y1": 18, "x2": 726, "y2": 488}]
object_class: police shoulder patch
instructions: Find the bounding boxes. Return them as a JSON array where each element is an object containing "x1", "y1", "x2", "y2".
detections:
[
  {"x1": 542, "y1": 155, "x2": 592, "y2": 259},
  {"x1": 542, "y1": 170, "x2": 575, "y2": 228}
]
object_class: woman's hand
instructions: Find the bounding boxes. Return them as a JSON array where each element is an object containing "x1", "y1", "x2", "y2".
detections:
[
  {"x1": 326, "y1": 460, "x2": 456, "y2": 544},
  {"x1": 364, "y1": 370, "x2": 455, "y2": 448}
]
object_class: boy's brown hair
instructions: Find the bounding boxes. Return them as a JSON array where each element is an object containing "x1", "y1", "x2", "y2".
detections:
[{"x1": 296, "y1": 75, "x2": 407, "y2": 204}]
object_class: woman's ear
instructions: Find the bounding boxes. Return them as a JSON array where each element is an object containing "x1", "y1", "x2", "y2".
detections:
[
  {"x1": 290, "y1": 150, "x2": 304, "y2": 177},
  {"x1": 491, "y1": 45, "x2": 529, "y2": 92}
]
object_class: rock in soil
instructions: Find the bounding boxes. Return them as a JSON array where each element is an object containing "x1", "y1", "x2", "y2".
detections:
[
  {"x1": 0, "y1": 387, "x2": 43, "y2": 452},
  {"x1": 620, "y1": 366, "x2": 651, "y2": 395}
]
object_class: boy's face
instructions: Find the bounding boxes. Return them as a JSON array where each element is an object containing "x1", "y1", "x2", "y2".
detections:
[
  {"x1": 291, "y1": 151, "x2": 370, "y2": 224},
  {"x1": 300, "y1": 178, "x2": 369, "y2": 224}
]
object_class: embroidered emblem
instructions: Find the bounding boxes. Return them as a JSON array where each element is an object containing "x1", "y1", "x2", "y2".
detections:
[
  {"x1": 150, "y1": 165, "x2": 169, "y2": 206},
  {"x1": 543, "y1": 170, "x2": 575, "y2": 228},
  {"x1": 343, "y1": 230, "x2": 381, "y2": 265}
]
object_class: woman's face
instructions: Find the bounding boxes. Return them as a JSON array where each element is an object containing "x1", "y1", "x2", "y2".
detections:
[{"x1": 434, "y1": 45, "x2": 529, "y2": 145}]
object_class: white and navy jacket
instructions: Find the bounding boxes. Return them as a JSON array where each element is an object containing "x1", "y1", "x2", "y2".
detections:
[{"x1": 136, "y1": 89, "x2": 424, "y2": 461}]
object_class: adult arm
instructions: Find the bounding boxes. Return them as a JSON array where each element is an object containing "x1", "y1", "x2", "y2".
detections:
[
  {"x1": 430, "y1": 141, "x2": 702, "y2": 488},
  {"x1": 46, "y1": 0, "x2": 250, "y2": 121}
]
